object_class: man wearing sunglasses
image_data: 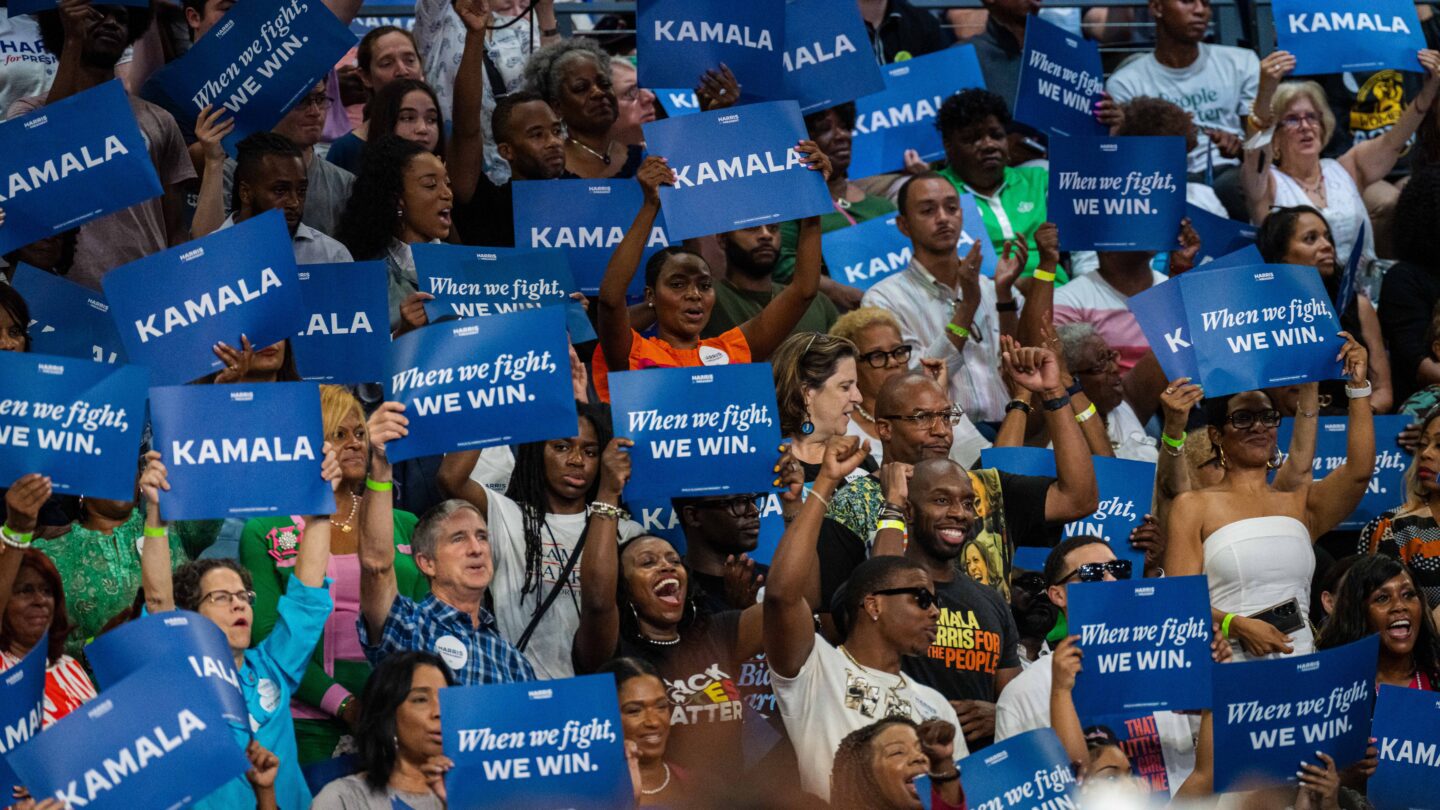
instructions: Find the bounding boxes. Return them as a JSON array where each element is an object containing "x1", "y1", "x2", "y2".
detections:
[{"x1": 674, "y1": 492, "x2": 767, "y2": 615}]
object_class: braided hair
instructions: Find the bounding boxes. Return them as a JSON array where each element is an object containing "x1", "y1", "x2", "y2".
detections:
[{"x1": 504, "y1": 401, "x2": 613, "y2": 599}]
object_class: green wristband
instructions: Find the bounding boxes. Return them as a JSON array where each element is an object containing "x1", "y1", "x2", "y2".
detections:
[
  {"x1": 1221, "y1": 612, "x2": 1238, "y2": 639},
  {"x1": 365, "y1": 478, "x2": 393, "y2": 492},
  {"x1": 1161, "y1": 431, "x2": 1187, "y2": 449},
  {"x1": 142, "y1": 525, "x2": 168, "y2": 538}
]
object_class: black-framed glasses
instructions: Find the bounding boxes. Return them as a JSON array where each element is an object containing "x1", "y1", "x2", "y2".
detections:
[
  {"x1": 1056, "y1": 559, "x2": 1132, "y2": 585},
  {"x1": 870, "y1": 586, "x2": 938, "y2": 610},
  {"x1": 879, "y1": 407, "x2": 965, "y2": 429},
  {"x1": 696, "y1": 494, "x2": 764, "y2": 517},
  {"x1": 200, "y1": 589, "x2": 257, "y2": 607},
  {"x1": 297, "y1": 92, "x2": 331, "y2": 110},
  {"x1": 1075, "y1": 349, "x2": 1120, "y2": 377},
  {"x1": 858, "y1": 344, "x2": 914, "y2": 368},
  {"x1": 1226, "y1": 409, "x2": 1281, "y2": 430}
]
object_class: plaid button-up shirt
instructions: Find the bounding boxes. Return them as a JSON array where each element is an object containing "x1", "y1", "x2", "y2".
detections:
[{"x1": 360, "y1": 593, "x2": 535, "y2": 685}]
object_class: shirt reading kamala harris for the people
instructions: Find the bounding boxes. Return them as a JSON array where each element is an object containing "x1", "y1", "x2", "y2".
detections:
[{"x1": 591, "y1": 328, "x2": 752, "y2": 403}]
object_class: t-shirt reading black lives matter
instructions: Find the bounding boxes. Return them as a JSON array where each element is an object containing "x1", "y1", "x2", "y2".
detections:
[
  {"x1": 617, "y1": 609, "x2": 746, "y2": 775},
  {"x1": 901, "y1": 571, "x2": 1020, "y2": 706}
]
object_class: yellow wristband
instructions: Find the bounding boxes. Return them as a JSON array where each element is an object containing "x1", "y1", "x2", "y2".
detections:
[
  {"x1": 1032, "y1": 268, "x2": 1056, "y2": 283},
  {"x1": 1221, "y1": 613, "x2": 1238, "y2": 638},
  {"x1": 945, "y1": 322, "x2": 971, "y2": 340},
  {"x1": 1074, "y1": 403, "x2": 1098, "y2": 423},
  {"x1": 142, "y1": 526, "x2": 168, "y2": 538},
  {"x1": 876, "y1": 519, "x2": 907, "y2": 533},
  {"x1": 365, "y1": 478, "x2": 393, "y2": 492}
]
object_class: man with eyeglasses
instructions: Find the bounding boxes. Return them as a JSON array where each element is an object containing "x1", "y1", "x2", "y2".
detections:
[{"x1": 699, "y1": 225, "x2": 840, "y2": 341}]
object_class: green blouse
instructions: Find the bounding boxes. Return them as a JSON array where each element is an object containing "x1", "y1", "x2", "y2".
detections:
[{"x1": 774, "y1": 192, "x2": 898, "y2": 283}]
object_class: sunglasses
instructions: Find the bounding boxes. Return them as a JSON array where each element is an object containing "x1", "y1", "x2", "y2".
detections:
[
  {"x1": 1013, "y1": 572, "x2": 1047, "y2": 594},
  {"x1": 1226, "y1": 409, "x2": 1281, "y2": 430},
  {"x1": 1056, "y1": 559, "x2": 1133, "y2": 585},
  {"x1": 871, "y1": 586, "x2": 938, "y2": 610}
]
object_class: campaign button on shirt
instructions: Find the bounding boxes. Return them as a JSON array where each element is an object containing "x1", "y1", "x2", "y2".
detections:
[
  {"x1": 435, "y1": 634, "x2": 469, "y2": 671},
  {"x1": 699, "y1": 345, "x2": 731, "y2": 366},
  {"x1": 257, "y1": 677, "x2": 281, "y2": 712}
]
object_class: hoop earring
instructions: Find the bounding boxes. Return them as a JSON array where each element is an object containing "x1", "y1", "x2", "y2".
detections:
[
  {"x1": 800, "y1": 420, "x2": 815, "y2": 435},
  {"x1": 1266, "y1": 451, "x2": 1282, "y2": 471}
]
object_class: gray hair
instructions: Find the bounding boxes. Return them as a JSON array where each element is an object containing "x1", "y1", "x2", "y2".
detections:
[
  {"x1": 412, "y1": 499, "x2": 484, "y2": 564},
  {"x1": 523, "y1": 38, "x2": 612, "y2": 105},
  {"x1": 1055, "y1": 322, "x2": 1102, "y2": 371}
]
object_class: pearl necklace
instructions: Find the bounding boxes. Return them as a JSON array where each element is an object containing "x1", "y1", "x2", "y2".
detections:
[
  {"x1": 640, "y1": 762, "x2": 671, "y2": 795},
  {"x1": 644, "y1": 633, "x2": 682, "y2": 646},
  {"x1": 329, "y1": 490, "x2": 363, "y2": 533}
]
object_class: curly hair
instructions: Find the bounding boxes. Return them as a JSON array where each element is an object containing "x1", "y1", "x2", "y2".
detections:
[
  {"x1": 936, "y1": 88, "x2": 1010, "y2": 139},
  {"x1": 354, "y1": 651, "x2": 456, "y2": 792},
  {"x1": 770, "y1": 332, "x2": 859, "y2": 437},
  {"x1": 336, "y1": 135, "x2": 427, "y2": 261},
  {"x1": 1315, "y1": 554, "x2": 1440, "y2": 685},
  {"x1": 0, "y1": 550, "x2": 72, "y2": 664},
  {"x1": 366, "y1": 78, "x2": 447, "y2": 157},
  {"x1": 1394, "y1": 167, "x2": 1440, "y2": 266},
  {"x1": 1115, "y1": 96, "x2": 1197, "y2": 150},
  {"x1": 829, "y1": 306, "x2": 902, "y2": 345},
  {"x1": 173, "y1": 558, "x2": 253, "y2": 612},
  {"x1": 830, "y1": 716, "x2": 921, "y2": 810},
  {"x1": 523, "y1": 37, "x2": 612, "y2": 106}
]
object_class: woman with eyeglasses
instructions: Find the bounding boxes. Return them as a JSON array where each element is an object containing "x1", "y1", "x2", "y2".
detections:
[
  {"x1": 770, "y1": 332, "x2": 874, "y2": 485},
  {"x1": 1054, "y1": 323, "x2": 1160, "y2": 462},
  {"x1": 608, "y1": 59, "x2": 655, "y2": 150},
  {"x1": 1242, "y1": 48, "x2": 1440, "y2": 264},
  {"x1": 1165, "y1": 334, "x2": 1374, "y2": 661},
  {"x1": 1359, "y1": 407, "x2": 1440, "y2": 615}
]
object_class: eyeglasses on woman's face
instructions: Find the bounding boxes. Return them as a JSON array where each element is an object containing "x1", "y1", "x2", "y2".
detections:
[
  {"x1": 1226, "y1": 409, "x2": 1281, "y2": 430},
  {"x1": 858, "y1": 344, "x2": 914, "y2": 368}
]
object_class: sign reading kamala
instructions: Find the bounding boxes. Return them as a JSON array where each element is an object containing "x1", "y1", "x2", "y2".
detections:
[
  {"x1": 149, "y1": 382, "x2": 332, "y2": 520},
  {"x1": 442, "y1": 674, "x2": 630, "y2": 809},
  {"x1": 955, "y1": 729, "x2": 1077, "y2": 809},
  {"x1": 1370, "y1": 684, "x2": 1440, "y2": 810},
  {"x1": 642, "y1": 101, "x2": 831, "y2": 241},
  {"x1": 610, "y1": 363, "x2": 783, "y2": 502},
  {"x1": 1128, "y1": 277, "x2": 1200, "y2": 382},
  {"x1": 513, "y1": 179, "x2": 671, "y2": 296},
  {"x1": 0, "y1": 632, "x2": 46, "y2": 794},
  {"x1": 636, "y1": 0, "x2": 783, "y2": 92},
  {"x1": 821, "y1": 194, "x2": 998, "y2": 291},
  {"x1": 0, "y1": 352, "x2": 148, "y2": 501},
  {"x1": 414, "y1": 243, "x2": 576, "y2": 321},
  {"x1": 86, "y1": 611, "x2": 248, "y2": 727},
  {"x1": 0, "y1": 80, "x2": 161, "y2": 256},
  {"x1": 1275, "y1": 416, "x2": 1411, "y2": 531},
  {"x1": 292, "y1": 261, "x2": 389, "y2": 385},
  {"x1": 628, "y1": 491, "x2": 787, "y2": 563},
  {"x1": 11, "y1": 264, "x2": 126, "y2": 365},
  {"x1": 1015, "y1": 15, "x2": 1106, "y2": 138},
  {"x1": 848, "y1": 46, "x2": 986, "y2": 178},
  {"x1": 103, "y1": 210, "x2": 303, "y2": 385},
  {"x1": 150, "y1": 0, "x2": 356, "y2": 153},
  {"x1": 654, "y1": 89, "x2": 700, "y2": 117},
  {"x1": 1272, "y1": 0, "x2": 1426, "y2": 75},
  {"x1": 979, "y1": 448, "x2": 1151, "y2": 575},
  {"x1": 1213, "y1": 635, "x2": 1378, "y2": 793},
  {"x1": 5, "y1": 657, "x2": 250, "y2": 810},
  {"x1": 779, "y1": 0, "x2": 883, "y2": 114},
  {"x1": 1067, "y1": 576, "x2": 1214, "y2": 718},
  {"x1": 385, "y1": 307, "x2": 576, "y2": 463},
  {"x1": 1050, "y1": 136, "x2": 1187, "y2": 251}
]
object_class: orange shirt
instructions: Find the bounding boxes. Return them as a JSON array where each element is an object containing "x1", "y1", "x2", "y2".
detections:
[{"x1": 593, "y1": 328, "x2": 753, "y2": 402}]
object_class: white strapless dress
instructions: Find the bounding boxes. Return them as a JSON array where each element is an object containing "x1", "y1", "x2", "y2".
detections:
[{"x1": 1203, "y1": 516, "x2": 1315, "y2": 661}]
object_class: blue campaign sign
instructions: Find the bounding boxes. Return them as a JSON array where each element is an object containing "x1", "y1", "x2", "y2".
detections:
[
  {"x1": 1272, "y1": 0, "x2": 1426, "y2": 75},
  {"x1": 636, "y1": 0, "x2": 784, "y2": 93},
  {"x1": 1184, "y1": 263, "x2": 1343, "y2": 396},
  {"x1": 822, "y1": 194, "x2": 997, "y2": 291},
  {"x1": 0, "y1": 633, "x2": 46, "y2": 793},
  {"x1": 1335, "y1": 222, "x2": 1366, "y2": 315},
  {"x1": 1186, "y1": 203, "x2": 1257, "y2": 268},
  {"x1": 610, "y1": 363, "x2": 783, "y2": 502},
  {"x1": 643, "y1": 100, "x2": 832, "y2": 241},
  {"x1": 979, "y1": 449, "x2": 1151, "y2": 574},
  {"x1": 1370, "y1": 684, "x2": 1440, "y2": 810},
  {"x1": 5, "y1": 657, "x2": 250, "y2": 810},
  {"x1": 103, "y1": 210, "x2": 304, "y2": 385},
  {"x1": 780, "y1": 0, "x2": 884, "y2": 114},
  {"x1": 11, "y1": 264, "x2": 126, "y2": 364},
  {"x1": 385, "y1": 308, "x2": 577, "y2": 463},
  {"x1": 1067, "y1": 576, "x2": 1214, "y2": 718},
  {"x1": 0, "y1": 80, "x2": 162, "y2": 255},
  {"x1": 654, "y1": 89, "x2": 700, "y2": 117},
  {"x1": 512, "y1": 179, "x2": 672, "y2": 296},
  {"x1": 849, "y1": 47, "x2": 986, "y2": 178},
  {"x1": 1195, "y1": 244, "x2": 1265, "y2": 273},
  {"x1": 86, "y1": 611, "x2": 248, "y2": 727},
  {"x1": 413, "y1": 243, "x2": 576, "y2": 322},
  {"x1": 1050, "y1": 136, "x2": 1187, "y2": 251},
  {"x1": 1275, "y1": 415, "x2": 1411, "y2": 531},
  {"x1": 441, "y1": 674, "x2": 630, "y2": 809},
  {"x1": 0, "y1": 352, "x2": 148, "y2": 500},
  {"x1": 292, "y1": 261, "x2": 390, "y2": 385},
  {"x1": 955, "y1": 729, "x2": 1077, "y2": 808},
  {"x1": 1014, "y1": 15, "x2": 1106, "y2": 139},
  {"x1": 149, "y1": 382, "x2": 331, "y2": 520},
  {"x1": 1213, "y1": 635, "x2": 1378, "y2": 792},
  {"x1": 1128, "y1": 277, "x2": 1200, "y2": 382},
  {"x1": 149, "y1": 0, "x2": 356, "y2": 153}
]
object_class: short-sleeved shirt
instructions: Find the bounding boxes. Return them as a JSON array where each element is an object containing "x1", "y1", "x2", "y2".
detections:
[
  {"x1": 222, "y1": 152, "x2": 355, "y2": 238},
  {"x1": 359, "y1": 593, "x2": 535, "y2": 685},
  {"x1": 0, "y1": 651, "x2": 95, "y2": 727},
  {"x1": 1053, "y1": 270, "x2": 1169, "y2": 374},
  {"x1": 0, "y1": 9, "x2": 56, "y2": 116},
  {"x1": 937, "y1": 164, "x2": 1054, "y2": 281},
  {"x1": 592, "y1": 327, "x2": 753, "y2": 402},
  {"x1": 7, "y1": 91, "x2": 196, "y2": 291},
  {"x1": 703, "y1": 278, "x2": 840, "y2": 339},
  {"x1": 902, "y1": 571, "x2": 1020, "y2": 710}
]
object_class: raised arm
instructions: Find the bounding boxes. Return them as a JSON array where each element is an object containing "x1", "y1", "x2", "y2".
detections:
[
  {"x1": 737, "y1": 142, "x2": 831, "y2": 359},
  {"x1": 1047, "y1": 637, "x2": 1088, "y2": 767},
  {"x1": 1003, "y1": 342, "x2": 1099, "y2": 521},
  {"x1": 573, "y1": 437, "x2": 632, "y2": 674},
  {"x1": 1305, "y1": 335, "x2": 1376, "y2": 537},
  {"x1": 1240, "y1": 52, "x2": 1294, "y2": 226},
  {"x1": 1273, "y1": 383, "x2": 1319, "y2": 492},
  {"x1": 1015, "y1": 223, "x2": 1059, "y2": 349},
  {"x1": 190, "y1": 106, "x2": 235, "y2": 240},
  {"x1": 446, "y1": 0, "x2": 491, "y2": 204},
  {"x1": 360, "y1": 402, "x2": 408, "y2": 640},
  {"x1": 138, "y1": 451, "x2": 175, "y2": 614},
  {"x1": 598, "y1": 157, "x2": 674, "y2": 375},
  {"x1": 435, "y1": 451, "x2": 490, "y2": 514},
  {"x1": 1154, "y1": 378, "x2": 1204, "y2": 514},
  {"x1": 0, "y1": 474, "x2": 52, "y2": 615},
  {"x1": 292, "y1": 443, "x2": 341, "y2": 588},
  {"x1": 765, "y1": 436, "x2": 869, "y2": 679},
  {"x1": 1342, "y1": 50, "x2": 1440, "y2": 189}
]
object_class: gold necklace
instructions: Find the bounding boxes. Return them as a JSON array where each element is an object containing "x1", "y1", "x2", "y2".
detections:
[{"x1": 568, "y1": 137, "x2": 614, "y2": 166}]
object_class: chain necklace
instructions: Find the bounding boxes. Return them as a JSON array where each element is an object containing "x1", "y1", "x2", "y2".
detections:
[
  {"x1": 329, "y1": 490, "x2": 363, "y2": 533},
  {"x1": 640, "y1": 762, "x2": 672, "y2": 795},
  {"x1": 838, "y1": 644, "x2": 909, "y2": 691},
  {"x1": 568, "y1": 136, "x2": 614, "y2": 166}
]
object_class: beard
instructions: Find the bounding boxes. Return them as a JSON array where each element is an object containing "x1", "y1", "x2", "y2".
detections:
[{"x1": 724, "y1": 241, "x2": 776, "y2": 280}]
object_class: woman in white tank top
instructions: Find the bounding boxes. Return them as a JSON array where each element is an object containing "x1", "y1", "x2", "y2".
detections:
[{"x1": 1165, "y1": 336, "x2": 1374, "y2": 660}]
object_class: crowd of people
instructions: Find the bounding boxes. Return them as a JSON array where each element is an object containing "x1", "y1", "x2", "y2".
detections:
[{"x1": 5, "y1": 0, "x2": 1440, "y2": 807}]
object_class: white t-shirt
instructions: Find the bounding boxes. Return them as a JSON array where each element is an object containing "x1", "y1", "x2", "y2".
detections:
[
  {"x1": 1107, "y1": 44, "x2": 1259, "y2": 176},
  {"x1": 772, "y1": 638, "x2": 966, "y2": 800},
  {"x1": 468, "y1": 445, "x2": 516, "y2": 494},
  {"x1": 0, "y1": 9, "x2": 56, "y2": 117},
  {"x1": 1107, "y1": 400, "x2": 1158, "y2": 463},
  {"x1": 487, "y1": 491, "x2": 643, "y2": 679}
]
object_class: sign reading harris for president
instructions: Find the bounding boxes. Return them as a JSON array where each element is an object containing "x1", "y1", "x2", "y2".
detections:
[
  {"x1": 0, "y1": 80, "x2": 161, "y2": 256},
  {"x1": 150, "y1": 0, "x2": 356, "y2": 153},
  {"x1": 0, "y1": 352, "x2": 148, "y2": 501},
  {"x1": 149, "y1": 382, "x2": 332, "y2": 520},
  {"x1": 1370, "y1": 684, "x2": 1440, "y2": 810},
  {"x1": 820, "y1": 194, "x2": 998, "y2": 291},
  {"x1": 779, "y1": 0, "x2": 883, "y2": 113},
  {"x1": 385, "y1": 307, "x2": 577, "y2": 463},
  {"x1": 1275, "y1": 416, "x2": 1411, "y2": 532},
  {"x1": 1014, "y1": 14, "x2": 1106, "y2": 139},
  {"x1": 1272, "y1": 0, "x2": 1426, "y2": 75},
  {"x1": 292, "y1": 261, "x2": 390, "y2": 385},
  {"x1": 642, "y1": 100, "x2": 831, "y2": 241},
  {"x1": 636, "y1": 0, "x2": 783, "y2": 93},
  {"x1": 1049, "y1": 136, "x2": 1187, "y2": 252},
  {"x1": 11, "y1": 264, "x2": 126, "y2": 365},
  {"x1": 512, "y1": 179, "x2": 671, "y2": 297},
  {"x1": 848, "y1": 46, "x2": 986, "y2": 178},
  {"x1": 103, "y1": 209, "x2": 304, "y2": 386}
]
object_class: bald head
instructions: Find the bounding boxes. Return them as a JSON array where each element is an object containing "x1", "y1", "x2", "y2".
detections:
[
  {"x1": 876, "y1": 371, "x2": 945, "y2": 417},
  {"x1": 875, "y1": 372, "x2": 955, "y2": 464},
  {"x1": 907, "y1": 458, "x2": 977, "y2": 566}
]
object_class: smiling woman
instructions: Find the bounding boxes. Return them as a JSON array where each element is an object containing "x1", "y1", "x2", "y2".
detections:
[{"x1": 1316, "y1": 554, "x2": 1440, "y2": 692}]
